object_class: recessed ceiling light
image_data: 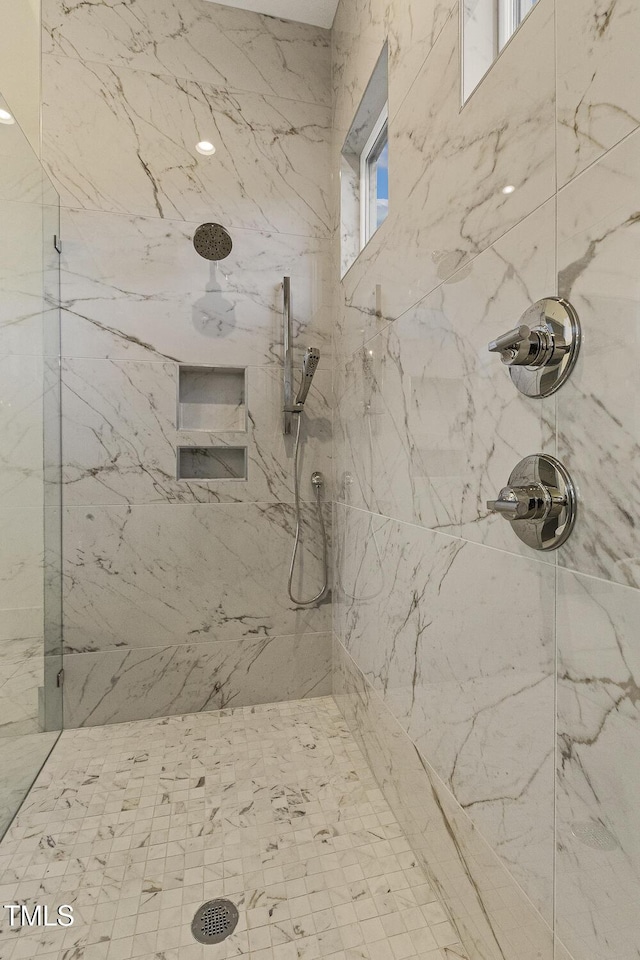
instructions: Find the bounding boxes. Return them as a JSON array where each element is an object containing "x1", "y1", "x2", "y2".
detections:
[
  {"x1": 0, "y1": 108, "x2": 15, "y2": 125},
  {"x1": 196, "y1": 140, "x2": 216, "y2": 156},
  {"x1": 502, "y1": 184, "x2": 516, "y2": 195}
]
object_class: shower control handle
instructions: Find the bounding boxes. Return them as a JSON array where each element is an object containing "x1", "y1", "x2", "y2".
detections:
[
  {"x1": 488, "y1": 325, "x2": 532, "y2": 363},
  {"x1": 486, "y1": 454, "x2": 576, "y2": 551},
  {"x1": 487, "y1": 298, "x2": 581, "y2": 398},
  {"x1": 487, "y1": 483, "x2": 563, "y2": 522},
  {"x1": 488, "y1": 324, "x2": 559, "y2": 368}
]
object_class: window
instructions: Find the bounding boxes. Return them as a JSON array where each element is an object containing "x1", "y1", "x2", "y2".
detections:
[
  {"x1": 463, "y1": 0, "x2": 539, "y2": 102},
  {"x1": 360, "y1": 105, "x2": 389, "y2": 248},
  {"x1": 498, "y1": 0, "x2": 538, "y2": 50},
  {"x1": 340, "y1": 43, "x2": 389, "y2": 275}
]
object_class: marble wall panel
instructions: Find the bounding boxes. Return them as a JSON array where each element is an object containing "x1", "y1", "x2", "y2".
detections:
[
  {"x1": 391, "y1": 0, "x2": 554, "y2": 288},
  {"x1": 0, "y1": 506, "x2": 44, "y2": 619},
  {"x1": 0, "y1": 638, "x2": 43, "y2": 737},
  {"x1": 59, "y1": 209, "x2": 331, "y2": 366},
  {"x1": 557, "y1": 128, "x2": 640, "y2": 589},
  {"x1": 334, "y1": 299, "x2": 465, "y2": 535},
  {"x1": 42, "y1": 55, "x2": 331, "y2": 234},
  {"x1": 64, "y1": 502, "x2": 331, "y2": 653},
  {"x1": 334, "y1": 0, "x2": 556, "y2": 367},
  {"x1": 331, "y1": 0, "x2": 388, "y2": 139},
  {"x1": 42, "y1": 0, "x2": 332, "y2": 725},
  {"x1": 62, "y1": 359, "x2": 332, "y2": 504},
  {"x1": 387, "y1": 0, "x2": 455, "y2": 118},
  {"x1": 557, "y1": 0, "x2": 640, "y2": 187},
  {"x1": 0, "y1": 354, "x2": 44, "y2": 506},
  {"x1": 43, "y1": 0, "x2": 330, "y2": 105},
  {"x1": 334, "y1": 201, "x2": 557, "y2": 555},
  {"x1": 0, "y1": 199, "x2": 47, "y2": 357},
  {"x1": 64, "y1": 632, "x2": 332, "y2": 727},
  {"x1": 556, "y1": 570, "x2": 640, "y2": 960},
  {"x1": 332, "y1": 2, "x2": 640, "y2": 960},
  {"x1": 333, "y1": 502, "x2": 555, "y2": 919},
  {"x1": 334, "y1": 638, "x2": 554, "y2": 960}
]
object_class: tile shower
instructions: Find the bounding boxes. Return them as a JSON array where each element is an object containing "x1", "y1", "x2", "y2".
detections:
[
  {"x1": 0, "y1": 2, "x2": 638, "y2": 960},
  {"x1": 46, "y1": 0, "x2": 333, "y2": 724}
]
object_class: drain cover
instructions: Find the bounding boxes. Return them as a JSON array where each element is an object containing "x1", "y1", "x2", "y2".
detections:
[
  {"x1": 191, "y1": 899, "x2": 239, "y2": 944},
  {"x1": 570, "y1": 820, "x2": 619, "y2": 851}
]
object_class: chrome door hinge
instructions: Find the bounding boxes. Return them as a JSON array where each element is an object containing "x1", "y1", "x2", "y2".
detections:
[
  {"x1": 53, "y1": 234, "x2": 62, "y2": 254},
  {"x1": 56, "y1": 668, "x2": 64, "y2": 688}
]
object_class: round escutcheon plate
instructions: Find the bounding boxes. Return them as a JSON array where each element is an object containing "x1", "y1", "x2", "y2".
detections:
[
  {"x1": 509, "y1": 297, "x2": 581, "y2": 398},
  {"x1": 508, "y1": 454, "x2": 577, "y2": 551}
]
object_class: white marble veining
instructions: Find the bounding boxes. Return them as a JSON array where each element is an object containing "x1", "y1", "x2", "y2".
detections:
[
  {"x1": 334, "y1": 306, "x2": 464, "y2": 536},
  {"x1": 334, "y1": 640, "x2": 554, "y2": 960},
  {"x1": 330, "y1": 0, "x2": 561, "y2": 952},
  {"x1": 331, "y1": 0, "x2": 388, "y2": 140},
  {"x1": 59, "y1": 209, "x2": 331, "y2": 366},
  {"x1": 557, "y1": 127, "x2": 640, "y2": 589},
  {"x1": 0, "y1": 355, "x2": 44, "y2": 507},
  {"x1": 208, "y1": 0, "x2": 338, "y2": 30},
  {"x1": 333, "y1": 503, "x2": 555, "y2": 920},
  {"x1": 334, "y1": 201, "x2": 557, "y2": 553},
  {"x1": 334, "y1": 0, "x2": 556, "y2": 368},
  {"x1": 0, "y1": 638, "x2": 42, "y2": 738},
  {"x1": 0, "y1": 84, "x2": 63, "y2": 842},
  {"x1": 0, "y1": 200, "x2": 49, "y2": 358},
  {"x1": 556, "y1": 570, "x2": 640, "y2": 960},
  {"x1": 64, "y1": 502, "x2": 330, "y2": 653},
  {"x1": 40, "y1": 0, "x2": 333, "y2": 730},
  {"x1": 557, "y1": 0, "x2": 640, "y2": 187},
  {"x1": 64, "y1": 635, "x2": 332, "y2": 726},
  {"x1": 387, "y1": 0, "x2": 455, "y2": 118},
  {"x1": 43, "y1": 0, "x2": 331, "y2": 105},
  {"x1": 0, "y1": 128, "x2": 46, "y2": 208},
  {"x1": 43, "y1": 54, "x2": 331, "y2": 234},
  {"x1": 62, "y1": 359, "x2": 332, "y2": 504},
  {"x1": 0, "y1": 507, "x2": 44, "y2": 640},
  {"x1": 0, "y1": 697, "x2": 465, "y2": 960},
  {"x1": 393, "y1": 0, "x2": 554, "y2": 272}
]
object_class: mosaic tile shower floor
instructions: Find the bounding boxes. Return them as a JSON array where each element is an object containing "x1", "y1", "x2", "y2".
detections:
[{"x1": 0, "y1": 697, "x2": 466, "y2": 960}]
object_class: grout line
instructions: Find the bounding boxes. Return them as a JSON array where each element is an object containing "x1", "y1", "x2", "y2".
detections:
[{"x1": 333, "y1": 635, "x2": 557, "y2": 944}]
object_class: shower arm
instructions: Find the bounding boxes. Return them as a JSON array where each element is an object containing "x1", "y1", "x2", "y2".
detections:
[{"x1": 283, "y1": 276, "x2": 294, "y2": 435}]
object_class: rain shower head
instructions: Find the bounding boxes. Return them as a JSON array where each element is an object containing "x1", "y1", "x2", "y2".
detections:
[
  {"x1": 193, "y1": 223, "x2": 233, "y2": 260},
  {"x1": 295, "y1": 347, "x2": 320, "y2": 406}
]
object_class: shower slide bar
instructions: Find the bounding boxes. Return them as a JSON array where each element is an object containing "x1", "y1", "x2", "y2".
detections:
[{"x1": 283, "y1": 276, "x2": 293, "y2": 435}]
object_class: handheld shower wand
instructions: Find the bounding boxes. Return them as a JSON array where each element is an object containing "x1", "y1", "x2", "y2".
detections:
[
  {"x1": 295, "y1": 347, "x2": 320, "y2": 407},
  {"x1": 287, "y1": 347, "x2": 329, "y2": 607}
]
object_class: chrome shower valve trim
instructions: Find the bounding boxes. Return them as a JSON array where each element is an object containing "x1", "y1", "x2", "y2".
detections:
[
  {"x1": 487, "y1": 297, "x2": 581, "y2": 397},
  {"x1": 487, "y1": 454, "x2": 577, "y2": 551}
]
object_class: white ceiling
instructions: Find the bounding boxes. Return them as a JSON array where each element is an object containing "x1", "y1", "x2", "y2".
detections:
[{"x1": 204, "y1": 0, "x2": 339, "y2": 28}]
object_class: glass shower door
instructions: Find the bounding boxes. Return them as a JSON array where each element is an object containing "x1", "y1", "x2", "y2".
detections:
[{"x1": 0, "y1": 91, "x2": 62, "y2": 837}]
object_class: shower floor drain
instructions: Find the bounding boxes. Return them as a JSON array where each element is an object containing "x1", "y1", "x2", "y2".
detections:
[{"x1": 191, "y1": 899, "x2": 239, "y2": 944}]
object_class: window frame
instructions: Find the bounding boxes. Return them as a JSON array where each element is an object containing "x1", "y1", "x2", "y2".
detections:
[
  {"x1": 498, "y1": 0, "x2": 538, "y2": 51},
  {"x1": 359, "y1": 103, "x2": 389, "y2": 249}
]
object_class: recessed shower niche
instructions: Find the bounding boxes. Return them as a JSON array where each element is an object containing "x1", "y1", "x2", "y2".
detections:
[
  {"x1": 178, "y1": 365, "x2": 246, "y2": 432},
  {"x1": 177, "y1": 446, "x2": 247, "y2": 481}
]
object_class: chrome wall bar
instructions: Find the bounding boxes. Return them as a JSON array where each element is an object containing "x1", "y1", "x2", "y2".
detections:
[{"x1": 283, "y1": 276, "x2": 293, "y2": 435}]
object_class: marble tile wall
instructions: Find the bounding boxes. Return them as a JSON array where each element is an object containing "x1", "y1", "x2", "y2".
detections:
[
  {"x1": 41, "y1": 0, "x2": 333, "y2": 725},
  {"x1": 334, "y1": 639, "x2": 554, "y2": 960},
  {"x1": 555, "y1": 59, "x2": 640, "y2": 960},
  {"x1": 331, "y1": 3, "x2": 640, "y2": 960}
]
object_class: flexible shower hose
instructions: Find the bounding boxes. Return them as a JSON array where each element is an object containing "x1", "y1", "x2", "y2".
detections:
[{"x1": 287, "y1": 412, "x2": 329, "y2": 606}]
